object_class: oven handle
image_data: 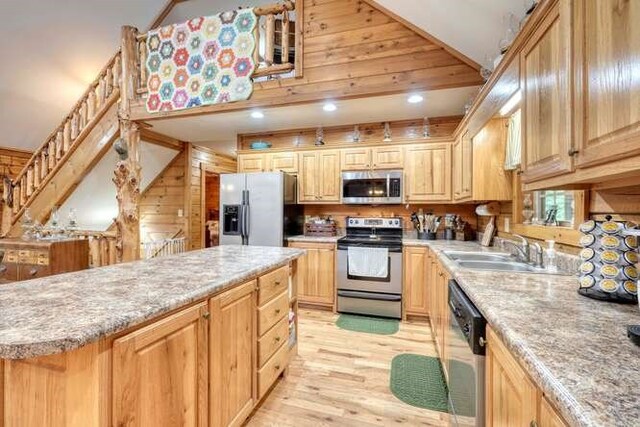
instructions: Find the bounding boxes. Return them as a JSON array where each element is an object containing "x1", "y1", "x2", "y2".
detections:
[
  {"x1": 386, "y1": 174, "x2": 390, "y2": 199},
  {"x1": 337, "y1": 290, "x2": 402, "y2": 301}
]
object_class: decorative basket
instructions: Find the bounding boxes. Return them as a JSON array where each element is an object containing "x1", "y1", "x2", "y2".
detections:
[{"x1": 304, "y1": 222, "x2": 337, "y2": 237}]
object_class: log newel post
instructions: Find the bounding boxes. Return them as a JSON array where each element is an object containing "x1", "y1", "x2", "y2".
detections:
[
  {"x1": 120, "y1": 25, "x2": 139, "y2": 120},
  {"x1": 114, "y1": 120, "x2": 141, "y2": 263}
]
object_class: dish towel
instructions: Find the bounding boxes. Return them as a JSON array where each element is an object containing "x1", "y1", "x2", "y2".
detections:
[{"x1": 348, "y1": 247, "x2": 389, "y2": 278}]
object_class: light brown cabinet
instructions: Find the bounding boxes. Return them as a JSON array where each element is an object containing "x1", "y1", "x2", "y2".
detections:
[
  {"x1": 471, "y1": 119, "x2": 513, "y2": 201},
  {"x1": 521, "y1": 0, "x2": 573, "y2": 183},
  {"x1": 403, "y1": 246, "x2": 429, "y2": 318},
  {"x1": 298, "y1": 150, "x2": 340, "y2": 203},
  {"x1": 341, "y1": 147, "x2": 371, "y2": 170},
  {"x1": 288, "y1": 242, "x2": 335, "y2": 308},
  {"x1": 238, "y1": 153, "x2": 268, "y2": 173},
  {"x1": 238, "y1": 152, "x2": 298, "y2": 173},
  {"x1": 341, "y1": 146, "x2": 404, "y2": 170},
  {"x1": 425, "y1": 253, "x2": 450, "y2": 377},
  {"x1": 453, "y1": 130, "x2": 473, "y2": 201},
  {"x1": 405, "y1": 143, "x2": 452, "y2": 202},
  {"x1": 113, "y1": 303, "x2": 209, "y2": 427},
  {"x1": 209, "y1": 281, "x2": 256, "y2": 427},
  {"x1": 572, "y1": 0, "x2": 640, "y2": 169},
  {"x1": 372, "y1": 146, "x2": 404, "y2": 169}
]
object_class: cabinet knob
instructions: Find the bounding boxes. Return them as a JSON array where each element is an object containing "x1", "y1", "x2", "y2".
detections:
[
  {"x1": 274, "y1": 364, "x2": 281, "y2": 370},
  {"x1": 275, "y1": 281, "x2": 281, "y2": 285},
  {"x1": 28, "y1": 268, "x2": 38, "y2": 276},
  {"x1": 275, "y1": 336, "x2": 281, "y2": 342},
  {"x1": 568, "y1": 148, "x2": 579, "y2": 156},
  {"x1": 479, "y1": 337, "x2": 487, "y2": 347},
  {"x1": 202, "y1": 312, "x2": 211, "y2": 320},
  {"x1": 530, "y1": 421, "x2": 538, "y2": 427},
  {"x1": 275, "y1": 309, "x2": 281, "y2": 315},
  {"x1": 0, "y1": 265, "x2": 7, "y2": 273}
]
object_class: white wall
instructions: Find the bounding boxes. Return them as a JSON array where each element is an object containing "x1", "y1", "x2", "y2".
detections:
[{"x1": 55, "y1": 141, "x2": 178, "y2": 231}]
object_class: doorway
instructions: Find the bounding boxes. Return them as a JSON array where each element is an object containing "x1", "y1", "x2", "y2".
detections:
[{"x1": 202, "y1": 168, "x2": 220, "y2": 248}]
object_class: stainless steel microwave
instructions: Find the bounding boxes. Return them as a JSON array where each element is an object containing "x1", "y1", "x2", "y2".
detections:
[{"x1": 341, "y1": 170, "x2": 403, "y2": 204}]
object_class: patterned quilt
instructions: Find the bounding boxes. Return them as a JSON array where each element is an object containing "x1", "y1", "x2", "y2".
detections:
[{"x1": 145, "y1": 9, "x2": 257, "y2": 113}]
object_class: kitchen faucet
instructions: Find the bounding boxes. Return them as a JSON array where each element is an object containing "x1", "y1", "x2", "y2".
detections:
[{"x1": 504, "y1": 234, "x2": 530, "y2": 263}]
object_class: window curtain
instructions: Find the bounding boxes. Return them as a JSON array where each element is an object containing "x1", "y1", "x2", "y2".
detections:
[{"x1": 504, "y1": 109, "x2": 522, "y2": 170}]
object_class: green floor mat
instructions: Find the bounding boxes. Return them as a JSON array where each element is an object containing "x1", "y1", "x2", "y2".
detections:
[
  {"x1": 335, "y1": 313, "x2": 399, "y2": 335},
  {"x1": 390, "y1": 354, "x2": 449, "y2": 413}
]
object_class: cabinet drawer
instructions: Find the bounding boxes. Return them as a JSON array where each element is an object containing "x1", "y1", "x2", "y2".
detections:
[
  {"x1": 18, "y1": 264, "x2": 50, "y2": 280},
  {"x1": 258, "y1": 265, "x2": 289, "y2": 306},
  {"x1": 0, "y1": 263, "x2": 18, "y2": 282},
  {"x1": 258, "y1": 315, "x2": 289, "y2": 368},
  {"x1": 257, "y1": 339, "x2": 288, "y2": 399},
  {"x1": 258, "y1": 290, "x2": 288, "y2": 336}
]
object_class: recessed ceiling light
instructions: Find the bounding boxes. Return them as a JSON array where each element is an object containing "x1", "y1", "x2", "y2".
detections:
[
  {"x1": 323, "y1": 103, "x2": 337, "y2": 112},
  {"x1": 408, "y1": 94, "x2": 424, "y2": 104},
  {"x1": 250, "y1": 111, "x2": 264, "y2": 119}
]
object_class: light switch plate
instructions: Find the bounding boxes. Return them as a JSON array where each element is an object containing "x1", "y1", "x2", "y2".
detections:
[{"x1": 504, "y1": 217, "x2": 510, "y2": 233}]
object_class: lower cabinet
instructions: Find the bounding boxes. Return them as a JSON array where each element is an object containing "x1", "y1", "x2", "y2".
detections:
[
  {"x1": 210, "y1": 281, "x2": 257, "y2": 427},
  {"x1": 425, "y1": 253, "x2": 450, "y2": 379},
  {"x1": 113, "y1": 302, "x2": 210, "y2": 427},
  {"x1": 288, "y1": 242, "x2": 335, "y2": 308},
  {"x1": 486, "y1": 325, "x2": 568, "y2": 427},
  {"x1": 403, "y1": 246, "x2": 429, "y2": 318}
]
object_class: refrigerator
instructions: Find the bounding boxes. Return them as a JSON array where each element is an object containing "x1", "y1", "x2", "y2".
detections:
[{"x1": 220, "y1": 172, "x2": 303, "y2": 247}]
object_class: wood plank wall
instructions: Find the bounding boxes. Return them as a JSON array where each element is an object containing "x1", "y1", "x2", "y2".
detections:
[
  {"x1": 304, "y1": 204, "x2": 478, "y2": 235},
  {"x1": 139, "y1": 150, "x2": 187, "y2": 242},
  {"x1": 187, "y1": 145, "x2": 237, "y2": 250},
  {"x1": 238, "y1": 116, "x2": 462, "y2": 150},
  {"x1": 252, "y1": 0, "x2": 483, "y2": 104},
  {"x1": 204, "y1": 174, "x2": 220, "y2": 222}
]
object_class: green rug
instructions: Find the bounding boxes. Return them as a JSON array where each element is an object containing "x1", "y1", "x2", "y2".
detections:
[
  {"x1": 335, "y1": 314, "x2": 399, "y2": 335},
  {"x1": 390, "y1": 354, "x2": 475, "y2": 417}
]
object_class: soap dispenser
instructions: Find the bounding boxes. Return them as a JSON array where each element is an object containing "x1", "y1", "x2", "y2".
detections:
[{"x1": 545, "y1": 240, "x2": 558, "y2": 273}]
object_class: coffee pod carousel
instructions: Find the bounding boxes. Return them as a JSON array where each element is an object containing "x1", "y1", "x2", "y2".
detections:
[{"x1": 622, "y1": 227, "x2": 640, "y2": 347}]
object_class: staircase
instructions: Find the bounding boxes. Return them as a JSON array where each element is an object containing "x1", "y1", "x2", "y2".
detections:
[{"x1": 1, "y1": 54, "x2": 122, "y2": 237}]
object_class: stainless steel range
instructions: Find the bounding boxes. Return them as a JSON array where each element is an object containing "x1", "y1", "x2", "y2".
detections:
[{"x1": 336, "y1": 217, "x2": 403, "y2": 319}]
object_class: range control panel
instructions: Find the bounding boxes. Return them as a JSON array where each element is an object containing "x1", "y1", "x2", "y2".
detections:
[{"x1": 346, "y1": 217, "x2": 403, "y2": 229}]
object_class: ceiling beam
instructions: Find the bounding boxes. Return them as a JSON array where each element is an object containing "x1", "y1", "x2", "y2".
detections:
[
  {"x1": 146, "y1": 0, "x2": 190, "y2": 31},
  {"x1": 361, "y1": 0, "x2": 481, "y2": 72}
]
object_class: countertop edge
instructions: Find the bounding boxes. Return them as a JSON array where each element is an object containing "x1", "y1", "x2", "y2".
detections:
[
  {"x1": 425, "y1": 243, "x2": 594, "y2": 427},
  {"x1": 0, "y1": 251, "x2": 303, "y2": 360}
]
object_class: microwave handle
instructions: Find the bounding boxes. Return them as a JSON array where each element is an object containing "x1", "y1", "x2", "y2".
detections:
[{"x1": 386, "y1": 174, "x2": 390, "y2": 199}]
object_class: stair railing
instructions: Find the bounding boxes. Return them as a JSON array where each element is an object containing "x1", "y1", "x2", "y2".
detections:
[
  {"x1": 141, "y1": 236, "x2": 187, "y2": 260},
  {"x1": 74, "y1": 230, "x2": 118, "y2": 267},
  {"x1": 2, "y1": 53, "x2": 122, "y2": 226}
]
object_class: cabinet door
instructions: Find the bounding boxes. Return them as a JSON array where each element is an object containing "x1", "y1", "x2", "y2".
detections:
[
  {"x1": 210, "y1": 281, "x2": 256, "y2": 427},
  {"x1": 372, "y1": 146, "x2": 403, "y2": 169},
  {"x1": 341, "y1": 148, "x2": 371, "y2": 170},
  {"x1": 298, "y1": 152, "x2": 319, "y2": 202},
  {"x1": 439, "y1": 267, "x2": 450, "y2": 379},
  {"x1": 539, "y1": 395, "x2": 569, "y2": 427},
  {"x1": 405, "y1": 144, "x2": 452, "y2": 202},
  {"x1": 113, "y1": 303, "x2": 209, "y2": 427},
  {"x1": 461, "y1": 130, "x2": 473, "y2": 199},
  {"x1": 573, "y1": 0, "x2": 640, "y2": 168},
  {"x1": 486, "y1": 326, "x2": 537, "y2": 427},
  {"x1": 472, "y1": 119, "x2": 512, "y2": 201},
  {"x1": 403, "y1": 246, "x2": 428, "y2": 317},
  {"x1": 269, "y1": 152, "x2": 298, "y2": 173},
  {"x1": 452, "y1": 137, "x2": 464, "y2": 200},
  {"x1": 521, "y1": 2, "x2": 573, "y2": 183},
  {"x1": 238, "y1": 154, "x2": 267, "y2": 173},
  {"x1": 290, "y1": 243, "x2": 335, "y2": 306},
  {"x1": 318, "y1": 150, "x2": 341, "y2": 202}
]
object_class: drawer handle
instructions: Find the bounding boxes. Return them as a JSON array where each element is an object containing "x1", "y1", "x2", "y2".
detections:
[
  {"x1": 568, "y1": 148, "x2": 579, "y2": 156},
  {"x1": 28, "y1": 268, "x2": 38, "y2": 276}
]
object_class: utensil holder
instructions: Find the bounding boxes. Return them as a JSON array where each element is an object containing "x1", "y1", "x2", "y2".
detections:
[{"x1": 417, "y1": 232, "x2": 436, "y2": 240}]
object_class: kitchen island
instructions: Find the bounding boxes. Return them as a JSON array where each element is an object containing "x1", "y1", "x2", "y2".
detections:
[{"x1": 0, "y1": 245, "x2": 303, "y2": 427}]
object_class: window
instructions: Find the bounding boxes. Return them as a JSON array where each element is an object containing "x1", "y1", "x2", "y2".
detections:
[{"x1": 533, "y1": 190, "x2": 574, "y2": 227}]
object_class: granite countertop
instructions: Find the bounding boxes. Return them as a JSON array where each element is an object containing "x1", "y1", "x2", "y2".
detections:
[
  {"x1": 0, "y1": 246, "x2": 304, "y2": 360},
  {"x1": 287, "y1": 234, "x2": 344, "y2": 243},
  {"x1": 422, "y1": 240, "x2": 640, "y2": 427}
]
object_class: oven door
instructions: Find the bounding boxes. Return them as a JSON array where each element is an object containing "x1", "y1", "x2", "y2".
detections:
[
  {"x1": 336, "y1": 246, "x2": 402, "y2": 294},
  {"x1": 341, "y1": 171, "x2": 403, "y2": 204}
]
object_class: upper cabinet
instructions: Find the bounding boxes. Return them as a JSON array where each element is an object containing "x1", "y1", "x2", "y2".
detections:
[
  {"x1": 572, "y1": 0, "x2": 640, "y2": 168},
  {"x1": 453, "y1": 130, "x2": 473, "y2": 201},
  {"x1": 405, "y1": 143, "x2": 452, "y2": 202},
  {"x1": 238, "y1": 152, "x2": 298, "y2": 173},
  {"x1": 521, "y1": 0, "x2": 573, "y2": 183},
  {"x1": 472, "y1": 120, "x2": 513, "y2": 201},
  {"x1": 298, "y1": 150, "x2": 341, "y2": 203},
  {"x1": 238, "y1": 153, "x2": 268, "y2": 173},
  {"x1": 341, "y1": 146, "x2": 404, "y2": 171},
  {"x1": 269, "y1": 152, "x2": 298, "y2": 173}
]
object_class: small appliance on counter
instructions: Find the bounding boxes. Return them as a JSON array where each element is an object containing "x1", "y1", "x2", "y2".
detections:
[
  {"x1": 336, "y1": 217, "x2": 403, "y2": 319},
  {"x1": 444, "y1": 214, "x2": 457, "y2": 240},
  {"x1": 455, "y1": 216, "x2": 474, "y2": 241},
  {"x1": 577, "y1": 216, "x2": 638, "y2": 304},
  {"x1": 411, "y1": 209, "x2": 440, "y2": 240},
  {"x1": 304, "y1": 217, "x2": 337, "y2": 237},
  {"x1": 622, "y1": 228, "x2": 640, "y2": 347}
]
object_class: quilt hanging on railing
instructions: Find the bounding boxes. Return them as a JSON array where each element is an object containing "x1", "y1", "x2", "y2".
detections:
[{"x1": 145, "y1": 9, "x2": 257, "y2": 113}]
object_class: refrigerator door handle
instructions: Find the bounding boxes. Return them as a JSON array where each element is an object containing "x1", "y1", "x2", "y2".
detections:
[{"x1": 244, "y1": 199, "x2": 250, "y2": 241}]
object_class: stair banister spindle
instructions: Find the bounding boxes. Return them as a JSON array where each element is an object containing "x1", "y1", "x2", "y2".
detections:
[
  {"x1": 80, "y1": 101, "x2": 88, "y2": 131},
  {"x1": 87, "y1": 90, "x2": 96, "y2": 120},
  {"x1": 33, "y1": 158, "x2": 40, "y2": 188},
  {"x1": 40, "y1": 150, "x2": 48, "y2": 180},
  {"x1": 48, "y1": 139, "x2": 56, "y2": 170},
  {"x1": 25, "y1": 167, "x2": 34, "y2": 197},
  {"x1": 12, "y1": 185, "x2": 19, "y2": 214},
  {"x1": 105, "y1": 67, "x2": 113, "y2": 97},
  {"x1": 70, "y1": 112, "x2": 79, "y2": 141},
  {"x1": 265, "y1": 14, "x2": 275, "y2": 66},
  {"x1": 19, "y1": 178, "x2": 26, "y2": 206},
  {"x1": 112, "y1": 55, "x2": 121, "y2": 89},
  {"x1": 62, "y1": 123, "x2": 70, "y2": 156}
]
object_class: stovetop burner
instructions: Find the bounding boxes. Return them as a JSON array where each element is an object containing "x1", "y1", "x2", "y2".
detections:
[{"x1": 339, "y1": 217, "x2": 404, "y2": 251}]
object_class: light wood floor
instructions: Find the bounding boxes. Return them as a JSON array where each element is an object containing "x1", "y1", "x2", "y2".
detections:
[{"x1": 247, "y1": 309, "x2": 450, "y2": 427}]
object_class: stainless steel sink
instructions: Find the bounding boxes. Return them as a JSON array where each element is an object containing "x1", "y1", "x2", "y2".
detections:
[
  {"x1": 455, "y1": 260, "x2": 545, "y2": 273},
  {"x1": 443, "y1": 251, "x2": 513, "y2": 262}
]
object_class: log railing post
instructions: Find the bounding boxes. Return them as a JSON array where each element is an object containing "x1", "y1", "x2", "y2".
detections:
[
  {"x1": 265, "y1": 14, "x2": 276, "y2": 66},
  {"x1": 114, "y1": 120, "x2": 141, "y2": 263},
  {"x1": 120, "y1": 26, "x2": 139, "y2": 120}
]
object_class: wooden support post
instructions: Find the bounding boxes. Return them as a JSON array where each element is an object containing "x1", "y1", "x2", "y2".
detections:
[
  {"x1": 295, "y1": 0, "x2": 304, "y2": 78},
  {"x1": 114, "y1": 120, "x2": 141, "y2": 263},
  {"x1": 253, "y1": 23, "x2": 260, "y2": 66},
  {"x1": 265, "y1": 14, "x2": 275, "y2": 66},
  {"x1": 138, "y1": 41, "x2": 147, "y2": 87},
  {"x1": 120, "y1": 26, "x2": 140, "y2": 120},
  {"x1": 282, "y1": 10, "x2": 290, "y2": 64}
]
